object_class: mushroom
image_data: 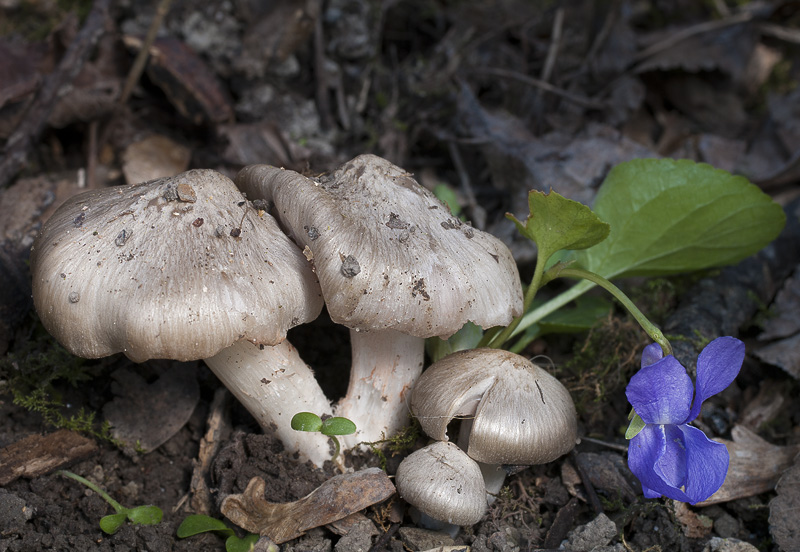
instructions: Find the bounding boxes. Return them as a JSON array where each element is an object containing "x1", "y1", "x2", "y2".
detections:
[
  {"x1": 395, "y1": 440, "x2": 487, "y2": 527},
  {"x1": 234, "y1": 155, "x2": 524, "y2": 448},
  {"x1": 411, "y1": 348, "x2": 578, "y2": 498},
  {"x1": 30, "y1": 169, "x2": 335, "y2": 466}
]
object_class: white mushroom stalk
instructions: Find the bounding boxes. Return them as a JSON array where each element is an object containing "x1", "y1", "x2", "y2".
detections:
[
  {"x1": 205, "y1": 340, "x2": 333, "y2": 466},
  {"x1": 334, "y1": 329, "x2": 424, "y2": 446},
  {"x1": 235, "y1": 155, "x2": 523, "y2": 450},
  {"x1": 30, "y1": 170, "x2": 333, "y2": 467}
]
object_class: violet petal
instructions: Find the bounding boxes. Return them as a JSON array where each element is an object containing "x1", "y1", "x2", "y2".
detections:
[{"x1": 627, "y1": 355, "x2": 693, "y2": 425}]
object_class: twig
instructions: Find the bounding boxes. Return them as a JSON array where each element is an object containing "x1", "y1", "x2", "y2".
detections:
[
  {"x1": 118, "y1": 0, "x2": 174, "y2": 105},
  {"x1": 539, "y1": 8, "x2": 564, "y2": 86},
  {"x1": 474, "y1": 67, "x2": 605, "y2": 110},
  {"x1": 634, "y1": 11, "x2": 753, "y2": 62},
  {"x1": 0, "y1": 0, "x2": 111, "y2": 189}
]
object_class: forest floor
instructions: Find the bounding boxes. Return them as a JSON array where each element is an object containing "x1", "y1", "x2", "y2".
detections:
[{"x1": 1, "y1": 0, "x2": 799, "y2": 551}]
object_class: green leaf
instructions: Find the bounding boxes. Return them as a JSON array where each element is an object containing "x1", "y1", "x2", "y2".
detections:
[
  {"x1": 625, "y1": 414, "x2": 647, "y2": 439},
  {"x1": 433, "y1": 183, "x2": 462, "y2": 217},
  {"x1": 507, "y1": 189, "x2": 610, "y2": 264},
  {"x1": 320, "y1": 417, "x2": 357, "y2": 436},
  {"x1": 576, "y1": 159, "x2": 786, "y2": 279},
  {"x1": 99, "y1": 513, "x2": 128, "y2": 535},
  {"x1": 177, "y1": 514, "x2": 233, "y2": 538},
  {"x1": 227, "y1": 534, "x2": 260, "y2": 552},
  {"x1": 425, "y1": 321, "x2": 484, "y2": 363},
  {"x1": 291, "y1": 412, "x2": 323, "y2": 432},
  {"x1": 127, "y1": 505, "x2": 163, "y2": 526},
  {"x1": 537, "y1": 296, "x2": 613, "y2": 334}
]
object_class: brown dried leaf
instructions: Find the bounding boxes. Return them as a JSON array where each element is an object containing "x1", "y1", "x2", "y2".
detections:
[
  {"x1": 102, "y1": 364, "x2": 200, "y2": 453},
  {"x1": 123, "y1": 35, "x2": 234, "y2": 125},
  {"x1": 759, "y1": 272, "x2": 800, "y2": 341},
  {"x1": 221, "y1": 468, "x2": 395, "y2": 544},
  {"x1": 122, "y1": 134, "x2": 192, "y2": 185},
  {"x1": 754, "y1": 333, "x2": 800, "y2": 380},
  {"x1": 673, "y1": 501, "x2": 713, "y2": 539},
  {"x1": 698, "y1": 425, "x2": 800, "y2": 506},
  {"x1": 769, "y1": 458, "x2": 800, "y2": 551}
]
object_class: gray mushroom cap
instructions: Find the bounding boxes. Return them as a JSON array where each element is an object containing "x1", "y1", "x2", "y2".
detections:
[
  {"x1": 235, "y1": 155, "x2": 523, "y2": 338},
  {"x1": 411, "y1": 348, "x2": 578, "y2": 465},
  {"x1": 395, "y1": 440, "x2": 488, "y2": 526},
  {"x1": 31, "y1": 169, "x2": 323, "y2": 362}
]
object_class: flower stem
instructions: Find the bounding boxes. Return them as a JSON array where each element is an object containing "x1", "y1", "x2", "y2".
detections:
[
  {"x1": 57, "y1": 470, "x2": 125, "y2": 514},
  {"x1": 481, "y1": 247, "x2": 548, "y2": 349},
  {"x1": 550, "y1": 267, "x2": 672, "y2": 356}
]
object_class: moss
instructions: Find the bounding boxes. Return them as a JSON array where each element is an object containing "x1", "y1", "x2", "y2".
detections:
[
  {"x1": 362, "y1": 418, "x2": 422, "y2": 471},
  {"x1": 557, "y1": 315, "x2": 646, "y2": 431},
  {"x1": 0, "y1": 317, "x2": 121, "y2": 446}
]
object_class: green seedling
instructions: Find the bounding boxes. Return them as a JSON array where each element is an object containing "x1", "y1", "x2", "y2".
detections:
[
  {"x1": 57, "y1": 470, "x2": 162, "y2": 534},
  {"x1": 290, "y1": 412, "x2": 356, "y2": 463},
  {"x1": 177, "y1": 514, "x2": 261, "y2": 552}
]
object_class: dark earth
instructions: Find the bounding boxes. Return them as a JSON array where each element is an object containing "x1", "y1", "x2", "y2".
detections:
[{"x1": 2, "y1": 0, "x2": 800, "y2": 551}]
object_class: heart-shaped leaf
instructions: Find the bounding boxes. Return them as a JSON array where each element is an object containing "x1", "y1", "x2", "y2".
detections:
[{"x1": 576, "y1": 159, "x2": 785, "y2": 278}]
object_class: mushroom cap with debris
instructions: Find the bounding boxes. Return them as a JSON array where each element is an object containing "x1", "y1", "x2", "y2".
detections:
[
  {"x1": 235, "y1": 154, "x2": 523, "y2": 338},
  {"x1": 395, "y1": 440, "x2": 488, "y2": 526},
  {"x1": 411, "y1": 348, "x2": 578, "y2": 465},
  {"x1": 30, "y1": 169, "x2": 323, "y2": 363}
]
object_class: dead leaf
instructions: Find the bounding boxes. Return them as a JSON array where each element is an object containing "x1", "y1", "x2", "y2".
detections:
[
  {"x1": 754, "y1": 333, "x2": 800, "y2": 380},
  {"x1": 122, "y1": 134, "x2": 192, "y2": 185},
  {"x1": 221, "y1": 467, "x2": 395, "y2": 544},
  {"x1": 698, "y1": 425, "x2": 800, "y2": 506},
  {"x1": 769, "y1": 458, "x2": 800, "y2": 551},
  {"x1": 123, "y1": 35, "x2": 234, "y2": 125},
  {"x1": 758, "y1": 271, "x2": 800, "y2": 341},
  {"x1": 0, "y1": 430, "x2": 97, "y2": 485},
  {"x1": 102, "y1": 363, "x2": 200, "y2": 453},
  {"x1": 673, "y1": 501, "x2": 713, "y2": 539}
]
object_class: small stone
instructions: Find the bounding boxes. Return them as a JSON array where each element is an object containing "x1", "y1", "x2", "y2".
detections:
[
  {"x1": 702, "y1": 537, "x2": 759, "y2": 552},
  {"x1": 177, "y1": 182, "x2": 197, "y2": 202},
  {"x1": 565, "y1": 513, "x2": 616, "y2": 552},
  {"x1": 0, "y1": 489, "x2": 33, "y2": 535},
  {"x1": 397, "y1": 527, "x2": 454, "y2": 551}
]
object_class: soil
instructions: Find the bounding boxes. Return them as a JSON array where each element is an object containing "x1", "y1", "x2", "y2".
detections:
[{"x1": 1, "y1": 1, "x2": 800, "y2": 551}]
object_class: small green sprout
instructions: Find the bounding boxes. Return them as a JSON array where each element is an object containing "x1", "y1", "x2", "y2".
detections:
[
  {"x1": 57, "y1": 470, "x2": 162, "y2": 534},
  {"x1": 290, "y1": 412, "x2": 356, "y2": 463},
  {"x1": 177, "y1": 514, "x2": 261, "y2": 552}
]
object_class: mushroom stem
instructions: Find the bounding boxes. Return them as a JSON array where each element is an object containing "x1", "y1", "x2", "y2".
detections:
[
  {"x1": 204, "y1": 340, "x2": 334, "y2": 468},
  {"x1": 335, "y1": 329, "x2": 424, "y2": 449}
]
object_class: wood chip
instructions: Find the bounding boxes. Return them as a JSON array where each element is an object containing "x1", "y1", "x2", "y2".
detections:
[
  {"x1": 221, "y1": 467, "x2": 395, "y2": 544},
  {"x1": 698, "y1": 425, "x2": 800, "y2": 506},
  {"x1": 0, "y1": 429, "x2": 97, "y2": 485}
]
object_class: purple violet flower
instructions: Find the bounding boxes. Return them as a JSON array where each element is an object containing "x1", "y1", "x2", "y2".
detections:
[{"x1": 626, "y1": 336, "x2": 745, "y2": 504}]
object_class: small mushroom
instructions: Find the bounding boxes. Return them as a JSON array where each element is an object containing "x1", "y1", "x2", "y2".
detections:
[
  {"x1": 395, "y1": 441, "x2": 487, "y2": 527},
  {"x1": 30, "y1": 170, "x2": 334, "y2": 466},
  {"x1": 235, "y1": 155, "x2": 523, "y2": 448},
  {"x1": 411, "y1": 348, "x2": 578, "y2": 497}
]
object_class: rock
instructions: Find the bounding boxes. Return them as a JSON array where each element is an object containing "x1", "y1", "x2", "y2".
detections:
[
  {"x1": 0, "y1": 489, "x2": 33, "y2": 535},
  {"x1": 398, "y1": 527, "x2": 455, "y2": 551},
  {"x1": 565, "y1": 513, "x2": 617, "y2": 552},
  {"x1": 702, "y1": 537, "x2": 759, "y2": 552}
]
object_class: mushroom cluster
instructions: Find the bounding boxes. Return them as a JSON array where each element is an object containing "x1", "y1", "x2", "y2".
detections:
[
  {"x1": 235, "y1": 154, "x2": 524, "y2": 448},
  {"x1": 397, "y1": 348, "x2": 578, "y2": 526},
  {"x1": 31, "y1": 156, "x2": 524, "y2": 469}
]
